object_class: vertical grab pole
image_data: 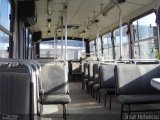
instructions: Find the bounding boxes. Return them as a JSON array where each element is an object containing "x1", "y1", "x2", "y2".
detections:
[
  {"x1": 114, "y1": 2, "x2": 123, "y2": 60},
  {"x1": 95, "y1": 24, "x2": 100, "y2": 59},
  {"x1": 113, "y1": 0, "x2": 123, "y2": 60},
  {"x1": 82, "y1": 33, "x2": 85, "y2": 51},
  {"x1": 64, "y1": 2, "x2": 68, "y2": 61},
  {"x1": 55, "y1": 34, "x2": 58, "y2": 58},
  {"x1": 54, "y1": 35, "x2": 56, "y2": 59},
  {"x1": 119, "y1": 8, "x2": 123, "y2": 60},
  {"x1": 61, "y1": 16, "x2": 64, "y2": 59}
]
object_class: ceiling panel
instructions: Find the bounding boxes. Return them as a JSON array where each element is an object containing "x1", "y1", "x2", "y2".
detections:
[{"x1": 32, "y1": 0, "x2": 158, "y2": 40}]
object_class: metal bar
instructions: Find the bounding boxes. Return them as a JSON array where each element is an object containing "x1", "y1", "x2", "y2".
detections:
[
  {"x1": 0, "y1": 24, "x2": 12, "y2": 36},
  {"x1": 64, "y1": 2, "x2": 68, "y2": 61},
  {"x1": 133, "y1": 36, "x2": 157, "y2": 43},
  {"x1": 123, "y1": 109, "x2": 160, "y2": 112},
  {"x1": 157, "y1": 23, "x2": 160, "y2": 53},
  {"x1": 54, "y1": 35, "x2": 56, "y2": 59},
  {"x1": 119, "y1": 8, "x2": 123, "y2": 60},
  {"x1": 82, "y1": 34, "x2": 85, "y2": 51},
  {"x1": 61, "y1": 16, "x2": 64, "y2": 59}
]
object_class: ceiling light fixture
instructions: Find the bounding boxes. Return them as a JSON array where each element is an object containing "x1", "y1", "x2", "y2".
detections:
[
  {"x1": 47, "y1": 0, "x2": 53, "y2": 15},
  {"x1": 47, "y1": 18, "x2": 51, "y2": 29},
  {"x1": 47, "y1": 30, "x2": 51, "y2": 36},
  {"x1": 102, "y1": 2, "x2": 115, "y2": 16}
]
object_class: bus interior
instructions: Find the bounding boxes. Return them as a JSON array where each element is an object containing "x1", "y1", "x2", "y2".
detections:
[{"x1": 1, "y1": 0, "x2": 160, "y2": 120}]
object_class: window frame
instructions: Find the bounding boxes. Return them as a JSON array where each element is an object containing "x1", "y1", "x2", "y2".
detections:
[
  {"x1": 0, "y1": 0, "x2": 13, "y2": 58},
  {"x1": 112, "y1": 23, "x2": 130, "y2": 59},
  {"x1": 102, "y1": 31, "x2": 113, "y2": 60},
  {"x1": 89, "y1": 40, "x2": 96, "y2": 55},
  {"x1": 130, "y1": 10, "x2": 158, "y2": 59},
  {"x1": 39, "y1": 39, "x2": 86, "y2": 60}
]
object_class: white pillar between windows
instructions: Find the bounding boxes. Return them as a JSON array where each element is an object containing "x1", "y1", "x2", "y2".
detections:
[
  {"x1": 61, "y1": 16, "x2": 64, "y2": 59},
  {"x1": 64, "y1": 2, "x2": 68, "y2": 61},
  {"x1": 96, "y1": 24, "x2": 100, "y2": 59},
  {"x1": 54, "y1": 35, "x2": 56, "y2": 59}
]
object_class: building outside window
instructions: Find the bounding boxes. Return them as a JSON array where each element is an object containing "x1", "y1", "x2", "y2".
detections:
[
  {"x1": 132, "y1": 12, "x2": 158, "y2": 59},
  {"x1": 40, "y1": 40, "x2": 86, "y2": 60},
  {"x1": 102, "y1": 32, "x2": 113, "y2": 60},
  {"x1": 0, "y1": 0, "x2": 11, "y2": 58}
]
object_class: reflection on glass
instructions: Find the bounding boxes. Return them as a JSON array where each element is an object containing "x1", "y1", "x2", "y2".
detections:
[
  {"x1": 0, "y1": 30, "x2": 9, "y2": 58},
  {"x1": 97, "y1": 37, "x2": 101, "y2": 50},
  {"x1": 102, "y1": 33, "x2": 113, "y2": 59},
  {"x1": 133, "y1": 13, "x2": 157, "y2": 41},
  {"x1": 40, "y1": 40, "x2": 86, "y2": 60},
  {"x1": 133, "y1": 12, "x2": 158, "y2": 59},
  {"x1": 134, "y1": 40, "x2": 157, "y2": 59},
  {"x1": 113, "y1": 25, "x2": 129, "y2": 59},
  {"x1": 90, "y1": 40, "x2": 95, "y2": 53}
]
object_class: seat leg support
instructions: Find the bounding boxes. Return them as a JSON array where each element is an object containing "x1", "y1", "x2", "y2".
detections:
[
  {"x1": 96, "y1": 89, "x2": 99, "y2": 100},
  {"x1": 99, "y1": 93, "x2": 101, "y2": 103},
  {"x1": 104, "y1": 94, "x2": 107, "y2": 107},
  {"x1": 120, "y1": 104, "x2": 124, "y2": 120},
  {"x1": 93, "y1": 89, "x2": 95, "y2": 98},
  {"x1": 63, "y1": 104, "x2": 67, "y2": 120},
  {"x1": 128, "y1": 104, "x2": 131, "y2": 115},
  {"x1": 109, "y1": 95, "x2": 111, "y2": 110}
]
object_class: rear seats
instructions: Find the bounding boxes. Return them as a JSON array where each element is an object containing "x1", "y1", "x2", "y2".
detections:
[{"x1": 115, "y1": 64, "x2": 160, "y2": 120}]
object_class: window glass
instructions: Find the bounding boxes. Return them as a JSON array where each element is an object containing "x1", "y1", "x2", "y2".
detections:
[
  {"x1": 40, "y1": 40, "x2": 85, "y2": 60},
  {"x1": 28, "y1": 34, "x2": 32, "y2": 59},
  {"x1": 133, "y1": 13, "x2": 157, "y2": 41},
  {"x1": 102, "y1": 32, "x2": 113, "y2": 59},
  {"x1": 0, "y1": 30, "x2": 9, "y2": 58},
  {"x1": 95, "y1": 37, "x2": 102, "y2": 55},
  {"x1": 134, "y1": 39, "x2": 156, "y2": 59},
  {"x1": 0, "y1": 0, "x2": 11, "y2": 30},
  {"x1": 97, "y1": 37, "x2": 101, "y2": 50},
  {"x1": 132, "y1": 12, "x2": 158, "y2": 59},
  {"x1": 113, "y1": 25, "x2": 129, "y2": 59},
  {"x1": 89, "y1": 40, "x2": 95, "y2": 55}
]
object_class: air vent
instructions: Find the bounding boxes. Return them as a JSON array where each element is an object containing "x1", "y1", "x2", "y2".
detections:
[
  {"x1": 117, "y1": 0, "x2": 126, "y2": 4},
  {"x1": 60, "y1": 25, "x2": 80, "y2": 29}
]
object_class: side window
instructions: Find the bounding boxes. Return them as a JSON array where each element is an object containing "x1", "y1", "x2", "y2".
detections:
[
  {"x1": 113, "y1": 25, "x2": 130, "y2": 59},
  {"x1": 40, "y1": 40, "x2": 86, "y2": 60},
  {"x1": 102, "y1": 32, "x2": 113, "y2": 59},
  {"x1": 132, "y1": 12, "x2": 158, "y2": 59},
  {"x1": 89, "y1": 40, "x2": 96, "y2": 55},
  {"x1": 0, "y1": 0, "x2": 11, "y2": 58},
  {"x1": 97, "y1": 37, "x2": 102, "y2": 54}
]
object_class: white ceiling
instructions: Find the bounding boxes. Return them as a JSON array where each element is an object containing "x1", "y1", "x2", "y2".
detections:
[{"x1": 30, "y1": 0, "x2": 157, "y2": 40}]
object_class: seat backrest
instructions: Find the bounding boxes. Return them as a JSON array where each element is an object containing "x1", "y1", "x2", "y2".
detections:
[
  {"x1": 41, "y1": 62, "x2": 68, "y2": 95},
  {"x1": 0, "y1": 72, "x2": 31, "y2": 119},
  {"x1": 115, "y1": 64, "x2": 160, "y2": 95},
  {"x1": 93, "y1": 63, "x2": 100, "y2": 84},
  {"x1": 99, "y1": 64, "x2": 115, "y2": 88},
  {"x1": 88, "y1": 62, "x2": 94, "y2": 81},
  {"x1": 72, "y1": 61, "x2": 81, "y2": 74},
  {"x1": 83, "y1": 63, "x2": 88, "y2": 79}
]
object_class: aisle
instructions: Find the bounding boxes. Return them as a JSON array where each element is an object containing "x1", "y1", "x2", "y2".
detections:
[{"x1": 40, "y1": 82, "x2": 121, "y2": 120}]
